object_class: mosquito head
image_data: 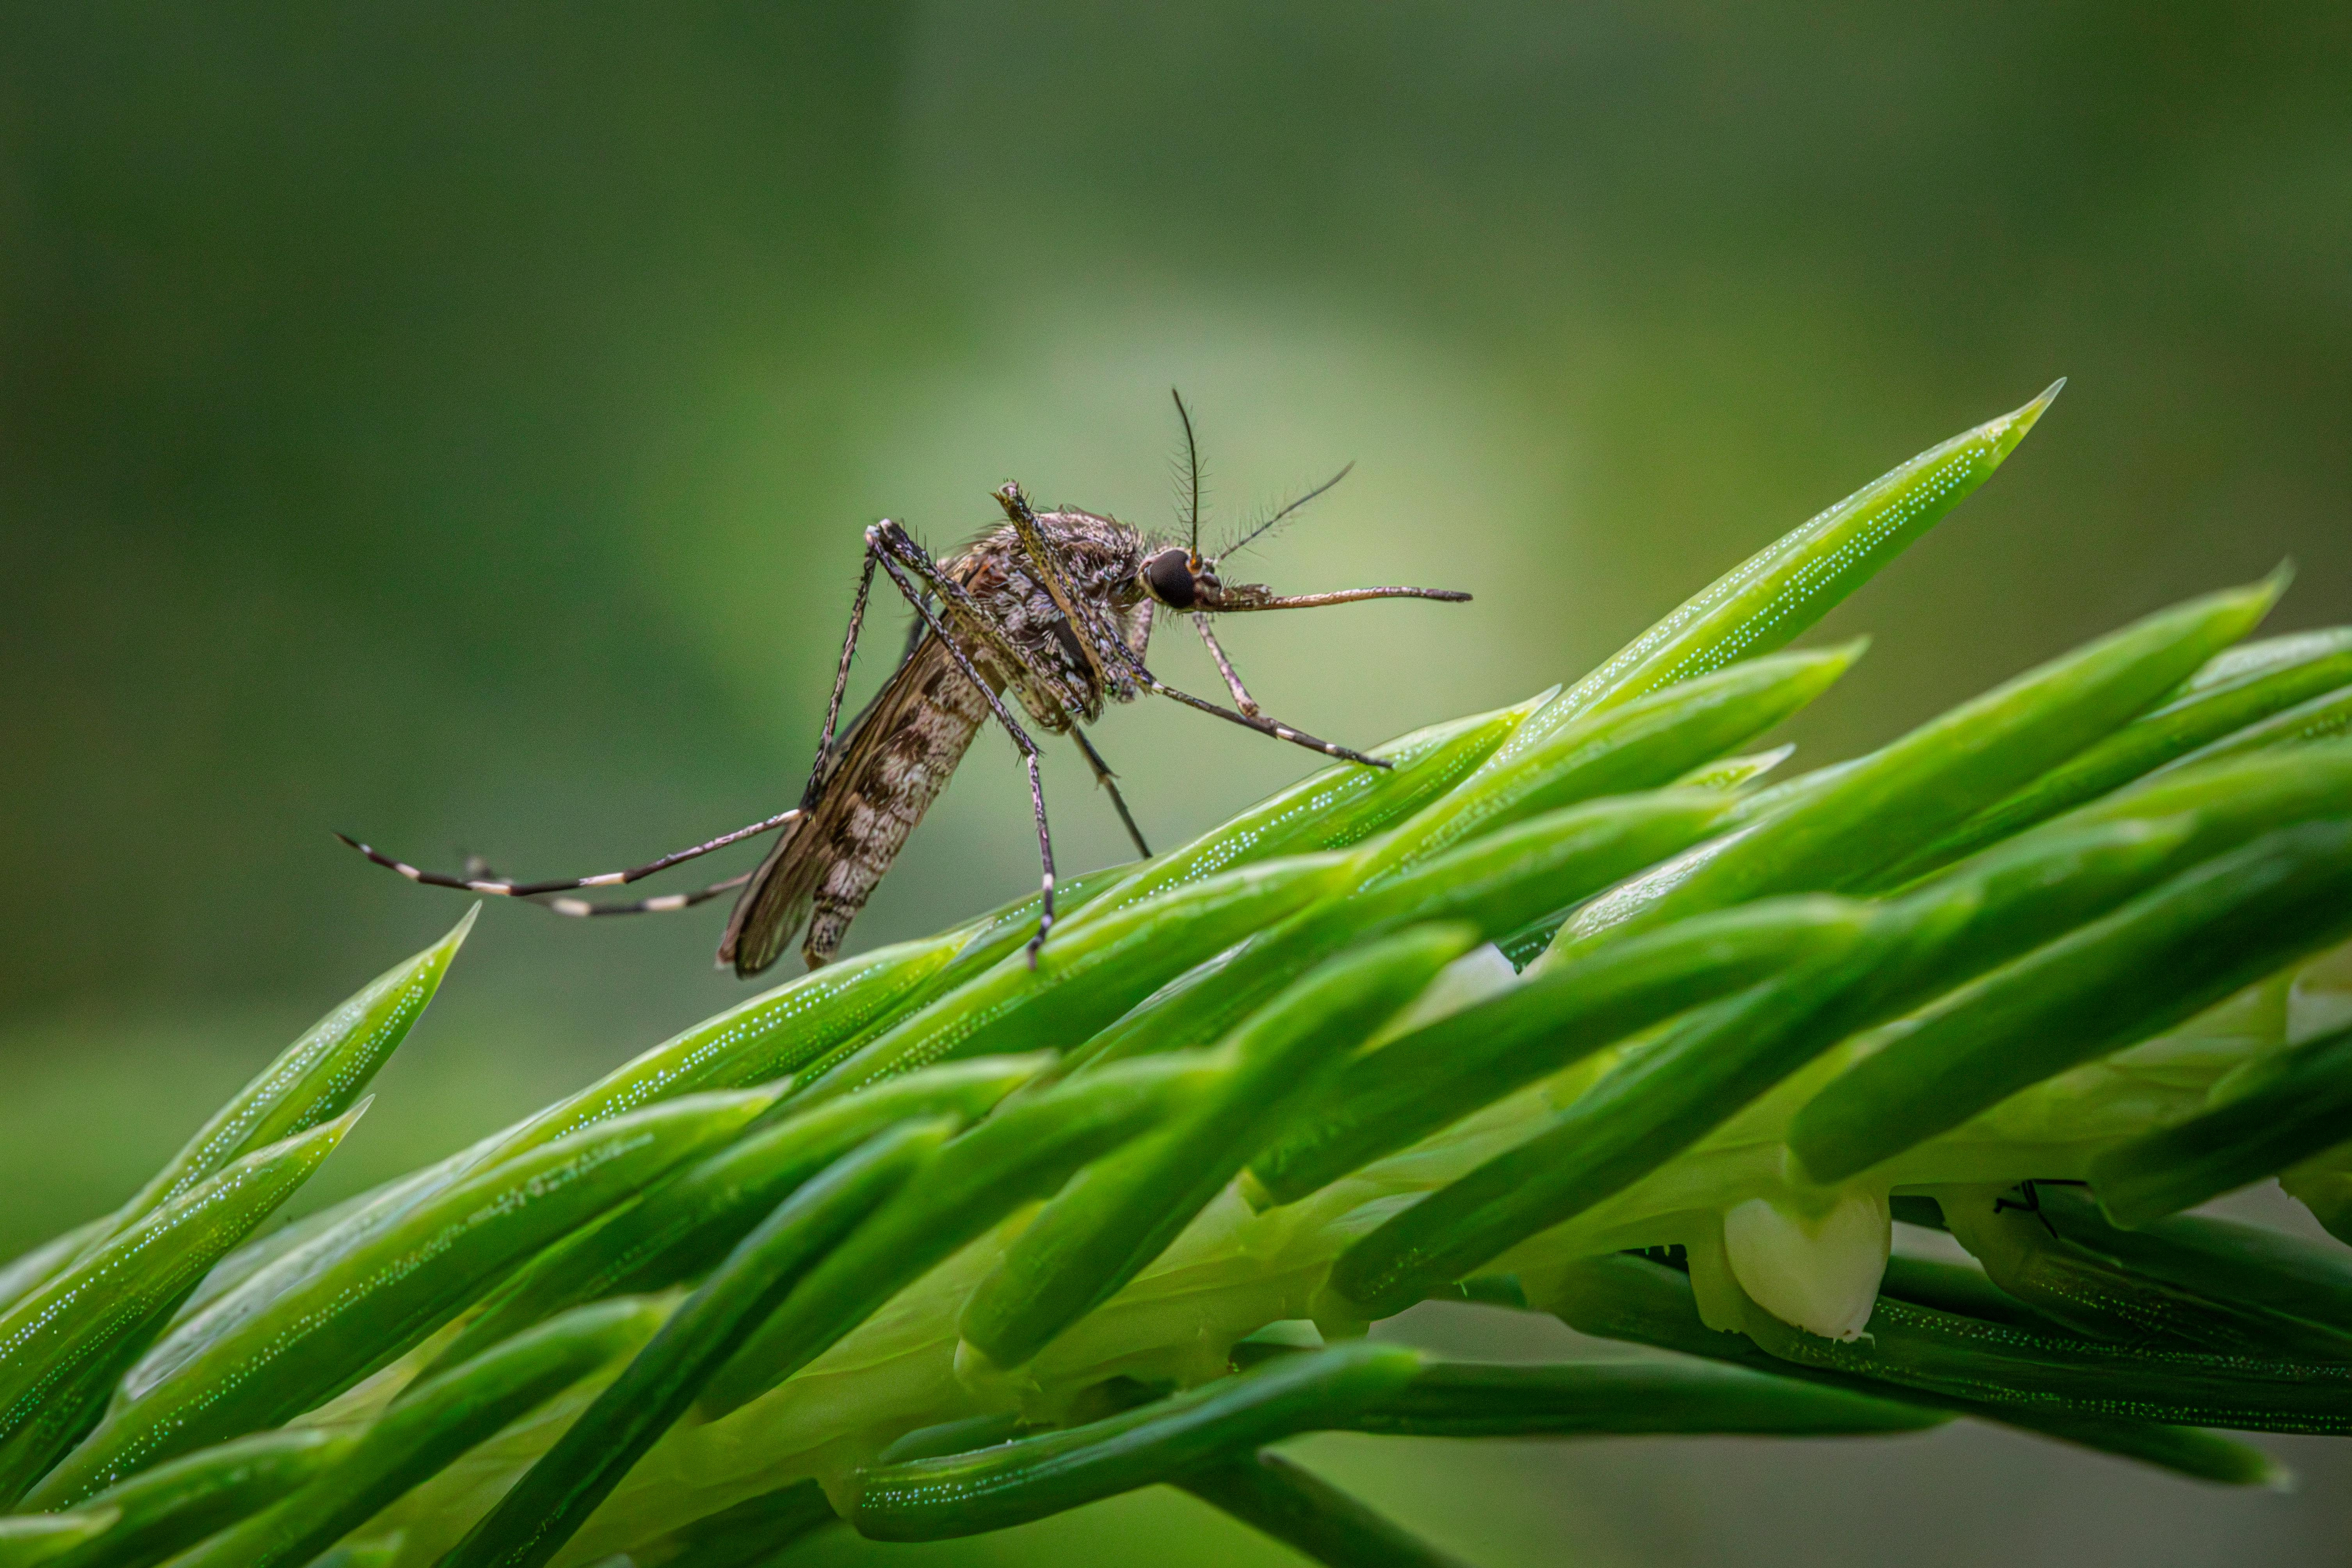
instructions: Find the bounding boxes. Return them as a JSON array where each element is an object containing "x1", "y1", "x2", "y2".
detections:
[
  {"x1": 1138, "y1": 546, "x2": 1222, "y2": 611},
  {"x1": 1139, "y1": 539, "x2": 1470, "y2": 616}
]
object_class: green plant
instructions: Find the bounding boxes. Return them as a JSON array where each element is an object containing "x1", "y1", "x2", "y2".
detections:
[{"x1": 6, "y1": 380, "x2": 2352, "y2": 1567}]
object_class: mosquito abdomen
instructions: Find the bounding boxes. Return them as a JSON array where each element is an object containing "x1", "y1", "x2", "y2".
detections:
[{"x1": 802, "y1": 641, "x2": 994, "y2": 966}]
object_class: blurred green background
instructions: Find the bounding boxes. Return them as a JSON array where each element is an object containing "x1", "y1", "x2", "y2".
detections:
[{"x1": 3, "y1": 5, "x2": 2348, "y2": 1563}]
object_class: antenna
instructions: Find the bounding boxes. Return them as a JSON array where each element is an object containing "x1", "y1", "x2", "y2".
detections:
[
  {"x1": 1215, "y1": 461, "x2": 1354, "y2": 565},
  {"x1": 1171, "y1": 388, "x2": 1202, "y2": 557}
]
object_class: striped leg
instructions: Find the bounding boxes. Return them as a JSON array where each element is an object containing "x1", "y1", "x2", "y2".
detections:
[
  {"x1": 337, "y1": 807, "x2": 802, "y2": 901},
  {"x1": 1071, "y1": 727, "x2": 1152, "y2": 859},
  {"x1": 536, "y1": 869, "x2": 756, "y2": 917},
  {"x1": 866, "y1": 527, "x2": 1061, "y2": 966},
  {"x1": 1193, "y1": 613, "x2": 1261, "y2": 716},
  {"x1": 450, "y1": 854, "x2": 757, "y2": 918},
  {"x1": 802, "y1": 546, "x2": 878, "y2": 807},
  {"x1": 1136, "y1": 674, "x2": 1389, "y2": 768}
]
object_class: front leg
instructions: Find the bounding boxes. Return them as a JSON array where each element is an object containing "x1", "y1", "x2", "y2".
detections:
[
  {"x1": 1138, "y1": 673, "x2": 1391, "y2": 769},
  {"x1": 992, "y1": 482, "x2": 1142, "y2": 701},
  {"x1": 867, "y1": 526, "x2": 1063, "y2": 965},
  {"x1": 1193, "y1": 614, "x2": 1261, "y2": 716},
  {"x1": 987, "y1": 485, "x2": 1386, "y2": 770},
  {"x1": 868, "y1": 521, "x2": 1095, "y2": 719}
]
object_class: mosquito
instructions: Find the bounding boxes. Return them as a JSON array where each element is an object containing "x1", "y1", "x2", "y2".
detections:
[{"x1": 342, "y1": 393, "x2": 1471, "y2": 976}]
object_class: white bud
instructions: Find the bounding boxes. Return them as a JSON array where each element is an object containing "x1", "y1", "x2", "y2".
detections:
[{"x1": 1723, "y1": 1188, "x2": 1889, "y2": 1341}]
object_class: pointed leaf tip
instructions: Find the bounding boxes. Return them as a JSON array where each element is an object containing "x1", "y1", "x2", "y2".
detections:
[
  {"x1": 1817, "y1": 635, "x2": 1871, "y2": 667},
  {"x1": 2205, "y1": 564, "x2": 2295, "y2": 641},
  {"x1": 1518, "y1": 388, "x2": 2068, "y2": 747},
  {"x1": 1987, "y1": 377, "x2": 2065, "y2": 461}
]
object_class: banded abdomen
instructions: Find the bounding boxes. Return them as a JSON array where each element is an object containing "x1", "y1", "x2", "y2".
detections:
[
  {"x1": 801, "y1": 638, "x2": 997, "y2": 965},
  {"x1": 719, "y1": 634, "x2": 996, "y2": 973}
]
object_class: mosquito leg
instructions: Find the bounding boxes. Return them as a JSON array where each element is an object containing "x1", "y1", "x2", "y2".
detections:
[
  {"x1": 1086, "y1": 604, "x2": 1390, "y2": 769},
  {"x1": 802, "y1": 547, "x2": 879, "y2": 808},
  {"x1": 337, "y1": 807, "x2": 802, "y2": 899},
  {"x1": 991, "y1": 482, "x2": 1135, "y2": 696},
  {"x1": 868, "y1": 534, "x2": 1061, "y2": 965},
  {"x1": 867, "y1": 521, "x2": 1094, "y2": 717},
  {"x1": 977, "y1": 491, "x2": 1389, "y2": 772},
  {"x1": 870, "y1": 521, "x2": 1148, "y2": 861},
  {"x1": 1070, "y1": 727, "x2": 1152, "y2": 859},
  {"x1": 1192, "y1": 614, "x2": 1260, "y2": 716},
  {"x1": 862, "y1": 521, "x2": 1099, "y2": 957},
  {"x1": 1106, "y1": 626, "x2": 1390, "y2": 770},
  {"x1": 539, "y1": 869, "x2": 755, "y2": 917},
  {"x1": 1137, "y1": 676, "x2": 1391, "y2": 768}
]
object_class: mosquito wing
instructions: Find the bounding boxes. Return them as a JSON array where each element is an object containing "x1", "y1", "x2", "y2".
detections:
[
  {"x1": 714, "y1": 810, "x2": 820, "y2": 979},
  {"x1": 717, "y1": 630, "x2": 990, "y2": 975}
]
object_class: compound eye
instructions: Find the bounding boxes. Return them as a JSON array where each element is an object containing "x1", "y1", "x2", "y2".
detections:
[{"x1": 1142, "y1": 548, "x2": 1198, "y2": 610}]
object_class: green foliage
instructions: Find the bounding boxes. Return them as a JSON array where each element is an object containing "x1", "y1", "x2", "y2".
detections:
[
  {"x1": 170, "y1": 1299, "x2": 664, "y2": 1568},
  {"x1": 47, "y1": 1426, "x2": 351, "y2": 1568},
  {"x1": 5, "y1": 388, "x2": 2352, "y2": 1566}
]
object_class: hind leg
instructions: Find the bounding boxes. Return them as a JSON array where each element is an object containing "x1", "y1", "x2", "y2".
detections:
[{"x1": 867, "y1": 530, "x2": 1064, "y2": 966}]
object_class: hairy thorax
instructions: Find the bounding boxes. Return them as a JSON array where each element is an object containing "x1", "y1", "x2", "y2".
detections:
[{"x1": 946, "y1": 509, "x2": 1156, "y2": 728}]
